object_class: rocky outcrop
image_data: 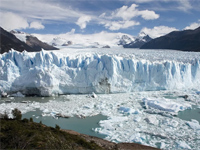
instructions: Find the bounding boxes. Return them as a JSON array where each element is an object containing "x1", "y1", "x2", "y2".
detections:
[{"x1": 0, "y1": 27, "x2": 35, "y2": 54}]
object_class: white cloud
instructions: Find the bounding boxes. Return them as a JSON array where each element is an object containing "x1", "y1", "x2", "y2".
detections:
[
  {"x1": 184, "y1": 20, "x2": 200, "y2": 30},
  {"x1": 113, "y1": 4, "x2": 138, "y2": 20},
  {"x1": 177, "y1": 0, "x2": 192, "y2": 12},
  {"x1": 140, "y1": 26, "x2": 178, "y2": 38},
  {"x1": 30, "y1": 21, "x2": 45, "y2": 30},
  {"x1": 138, "y1": 10, "x2": 159, "y2": 20},
  {"x1": 0, "y1": 0, "x2": 85, "y2": 24},
  {"x1": 104, "y1": 20, "x2": 140, "y2": 31},
  {"x1": 99, "y1": 3, "x2": 159, "y2": 31},
  {"x1": 76, "y1": 16, "x2": 91, "y2": 29},
  {"x1": 0, "y1": 12, "x2": 29, "y2": 31},
  {"x1": 110, "y1": 4, "x2": 159, "y2": 21}
]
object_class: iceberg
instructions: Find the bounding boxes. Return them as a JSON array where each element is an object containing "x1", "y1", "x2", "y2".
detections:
[
  {"x1": 186, "y1": 119, "x2": 200, "y2": 130},
  {"x1": 0, "y1": 49, "x2": 200, "y2": 96},
  {"x1": 142, "y1": 98, "x2": 192, "y2": 113}
]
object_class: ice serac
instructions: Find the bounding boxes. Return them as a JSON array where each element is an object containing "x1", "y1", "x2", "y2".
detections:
[{"x1": 0, "y1": 50, "x2": 200, "y2": 96}]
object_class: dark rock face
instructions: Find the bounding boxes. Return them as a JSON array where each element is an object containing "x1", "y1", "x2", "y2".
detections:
[
  {"x1": 102, "y1": 45, "x2": 110, "y2": 48},
  {"x1": 26, "y1": 36, "x2": 59, "y2": 51},
  {"x1": 62, "y1": 41, "x2": 72, "y2": 46},
  {"x1": 141, "y1": 27, "x2": 200, "y2": 52},
  {"x1": 0, "y1": 27, "x2": 35, "y2": 54}
]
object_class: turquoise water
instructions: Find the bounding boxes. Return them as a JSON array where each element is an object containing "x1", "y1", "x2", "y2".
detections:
[
  {"x1": 177, "y1": 106, "x2": 200, "y2": 122},
  {"x1": 22, "y1": 109, "x2": 107, "y2": 139}
]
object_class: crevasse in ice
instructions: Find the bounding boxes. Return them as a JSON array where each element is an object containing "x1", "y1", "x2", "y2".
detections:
[{"x1": 0, "y1": 49, "x2": 200, "y2": 96}]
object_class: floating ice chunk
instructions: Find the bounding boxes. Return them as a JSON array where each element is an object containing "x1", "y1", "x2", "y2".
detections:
[
  {"x1": 142, "y1": 98, "x2": 191, "y2": 113},
  {"x1": 134, "y1": 116, "x2": 141, "y2": 122},
  {"x1": 130, "y1": 133, "x2": 145, "y2": 144},
  {"x1": 160, "y1": 142, "x2": 166, "y2": 149},
  {"x1": 1, "y1": 91, "x2": 8, "y2": 97},
  {"x1": 196, "y1": 91, "x2": 200, "y2": 95},
  {"x1": 163, "y1": 119, "x2": 179, "y2": 128},
  {"x1": 43, "y1": 109, "x2": 50, "y2": 113},
  {"x1": 186, "y1": 119, "x2": 200, "y2": 130},
  {"x1": 132, "y1": 109, "x2": 141, "y2": 114},
  {"x1": 176, "y1": 141, "x2": 191, "y2": 150},
  {"x1": 11, "y1": 92, "x2": 25, "y2": 97},
  {"x1": 118, "y1": 106, "x2": 138, "y2": 115},
  {"x1": 144, "y1": 115, "x2": 159, "y2": 126},
  {"x1": 118, "y1": 107, "x2": 130, "y2": 113},
  {"x1": 91, "y1": 92, "x2": 97, "y2": 98},
  {"x1": 101, "y1": 122, "x2": 115, "y2": 131}
]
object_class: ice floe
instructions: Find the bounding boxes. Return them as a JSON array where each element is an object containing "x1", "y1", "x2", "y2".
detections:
[
  {"x1": 142, "y1": 97, "x2": 192, "y2": 113},
  {"x1": 186, "y1": 119, "x2": 200, "y2": 130},
  {"x1": 0, "y1": 91, "x2": 200, "y2": 150}
]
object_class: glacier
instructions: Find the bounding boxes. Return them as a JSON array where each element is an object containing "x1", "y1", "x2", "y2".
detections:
[{"x1": 0, "y1": 49, "x2": 200, "y2": 96}]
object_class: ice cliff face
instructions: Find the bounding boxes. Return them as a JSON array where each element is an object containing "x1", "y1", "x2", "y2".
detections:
[{"x1": 0, "y1": 50, "x2": 200, "y2": 96}]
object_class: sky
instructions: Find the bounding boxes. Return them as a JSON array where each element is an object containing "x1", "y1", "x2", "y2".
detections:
[{"x1": 0, "y1": 0, "x2": 200, "y2": 38}]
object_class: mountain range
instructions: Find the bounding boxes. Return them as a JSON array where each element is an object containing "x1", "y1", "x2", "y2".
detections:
[
  {"x1": 141, "y1": 26, "x2": 200, "y2": 52},
  {"x1": 32, "y1": 29, "x2": 153, "y2": 49},
  {"x1": 122, "y1": 32, "x2": 152, "y2": 48},
  {"x1": 1, "y1": 26, "x2": 200, "y2": 53}
]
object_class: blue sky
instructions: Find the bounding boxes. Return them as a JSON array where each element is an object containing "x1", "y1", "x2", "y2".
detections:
[{"x1": 0, "y1": 0, "x2": 200, "y2": 38}]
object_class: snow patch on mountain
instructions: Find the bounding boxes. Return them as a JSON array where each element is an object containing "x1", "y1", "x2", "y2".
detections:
[
  {"x1": 33, "y1": 32, "x2": 148, "y2": 48},
  {"x1": 10, "y1": 30, "x2": 28, "y2": 43}
]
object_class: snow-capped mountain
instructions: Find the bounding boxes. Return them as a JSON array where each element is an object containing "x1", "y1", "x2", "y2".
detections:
[
  {"x1": 123, "y1": 32, "x2": 152, "y2": 48},
  {"x1": 51, "y1": 37, "x2": 73, "y2": 46},
  {"x1": 10, "y1": 30, "x2": 58, "y2": 51},
  {"x1": 118, "y1": 35, "x2": 134, "y2": 45},
  {"x1": 33, "y1": 32, "x2": 150, "y2": 49}
]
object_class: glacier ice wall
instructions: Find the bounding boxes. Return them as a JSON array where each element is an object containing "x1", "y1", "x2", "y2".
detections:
[{"x1": 0, "y1": 50, "x2": 200, "y2": 96}]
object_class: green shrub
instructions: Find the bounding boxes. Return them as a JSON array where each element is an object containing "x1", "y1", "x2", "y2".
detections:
[
  {"x1": 22, "y1": 118, "x2": 29, "y2": 123},
  {"x1": 55, "y1": 124, "x2": 60, "y2": 130},
  {"x1": 12, "y1": 108, "x2": 22, "y2": 120},
  {"x1": 30, "y1": 117, "x2": 33, "y2": 122},
  {"x1": 3, "y1": 111, "x2": 9, "y2": 120}
]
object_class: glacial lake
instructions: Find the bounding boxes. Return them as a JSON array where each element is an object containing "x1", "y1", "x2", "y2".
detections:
[
  {"x1": 22, "y1": 109, "x2": 107, "y2": 139},
  {"x1": 177, "y1": 105, "x2": 200, "y2": 122}
]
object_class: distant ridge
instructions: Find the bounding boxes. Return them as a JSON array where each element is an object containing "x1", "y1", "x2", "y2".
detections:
[
  {"x1": 0, "y1": 27, "x2": 58, "y2": 54},
  {"x1": 141, "y1": 26, "x2": 200, "y2": 52}
]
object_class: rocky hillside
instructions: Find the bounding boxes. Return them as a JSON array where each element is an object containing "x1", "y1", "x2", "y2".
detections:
[
  {"x1": 141, "y1": 27, "x2": 200, "y2": 52},
  {"x1": 26, "y1": 35, "x2": 59, "y2": 51},
  {"x1": 0, "y1": 27, "x2": 58, "y2": 54},
  {"x1": 11, "y1": 30, "x2": 59, "y2": 51},
  {"x1": 0, "y1": 27, "x2": 35, "y2": 54}
]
